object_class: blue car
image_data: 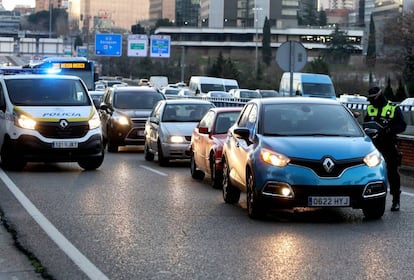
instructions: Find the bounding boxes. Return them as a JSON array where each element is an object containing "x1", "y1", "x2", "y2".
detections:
[{"x1": 222, "y1": 97, "x2": 388, "y2": 220}]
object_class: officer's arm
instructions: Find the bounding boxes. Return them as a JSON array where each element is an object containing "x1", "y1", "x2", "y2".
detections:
[{"x1": 389, "y1": 107, "x2": 407, "y2": 135}]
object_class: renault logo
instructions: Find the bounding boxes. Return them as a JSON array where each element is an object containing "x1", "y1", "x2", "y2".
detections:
[
  {"x1": 322, "y1": 157, "x2": 335, "y2": 173},
  {"x1": 59, "y1": 119, "x2": 69, "y2": 129}
]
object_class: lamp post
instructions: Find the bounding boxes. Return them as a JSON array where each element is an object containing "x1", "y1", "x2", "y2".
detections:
[
  {"x1": 49, "y1": 0, "x2": 52, "y2": 38},
  {"x1": 252, "y1": 1, "x2": 262, "y2": 76}
]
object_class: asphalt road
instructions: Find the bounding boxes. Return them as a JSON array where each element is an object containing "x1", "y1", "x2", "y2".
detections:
[{"x1": 1, "y1": 148, "x2": 414, "y2": 280}]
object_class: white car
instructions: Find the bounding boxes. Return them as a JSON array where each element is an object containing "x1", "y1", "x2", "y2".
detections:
[{"x1": 399, "y1": 97, "x2": 414, "y2": 111}]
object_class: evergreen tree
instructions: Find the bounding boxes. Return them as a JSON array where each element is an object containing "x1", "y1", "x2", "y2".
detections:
[
  {"x1": 366, "y1": 14, "x2": 376, "y2": 68},
  {"x1": 304, "y1": 56, "x2": 330, "y2": 74},
  {"x1": 318, "y1": 10, "x2": 327, "y2": 26},
  {"x1": 383, "y1": 76, "x2": 395, "y2": 101},
  {"x1": 323, "y1": 25, "x2": 356, "y2": 64},
  {"x1": 262, "y1": 17, "x2": 272, "y2": 66},
  {"x1": 395, "y1": 78, "x2": 407, "y2": 101}
]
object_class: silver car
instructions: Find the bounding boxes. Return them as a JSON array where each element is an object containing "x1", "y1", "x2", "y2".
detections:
[{"x1": 144, "y1": 99, "x2": 215, "y2": 166}]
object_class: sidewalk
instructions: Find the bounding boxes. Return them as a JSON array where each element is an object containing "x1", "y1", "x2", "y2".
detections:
[{"x1": 0, "y1": 218, "x2": 42, "y2": 280}]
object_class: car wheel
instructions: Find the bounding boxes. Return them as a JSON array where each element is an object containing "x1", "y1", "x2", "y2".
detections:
[
  {"x1": 157, "y1": 140, "x2": 169, "y2": 166},
  {"x1": 210, "y1": 153, "x2": 222, "y2": 189},
  {"x1": 144, "y1": 142, "x2": 154, "y2": 161},
  {"x1": 1, "y1": 139, "x2": 26, "y2": 171},
  {"x1": 78, "y1": 154, "x2": 104, "y2": 170},
  {"x1": 222, "y1": 158, "x2": 240, "y2": 204},
  {"x1": 190, "y1": 152, "x2": 205, "y2": 180},
  {"x1": 362, "y1": 197, "x2": 386, "y2": 220},
  {"x1": 246, "y1": 169, "x2": 266, "y2": 219}
]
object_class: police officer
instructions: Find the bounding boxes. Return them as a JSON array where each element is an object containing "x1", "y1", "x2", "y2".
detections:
[{"x1": 364, "y1": 86, "x2": 407, "y2": 211}]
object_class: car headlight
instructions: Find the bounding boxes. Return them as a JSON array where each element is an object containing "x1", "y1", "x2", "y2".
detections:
[
  {"x1": 89, "y1": 113, "x2": 101, "y2": 130},
  {"x1": 364, "y1": 149, "x2": 382, "y2": 167},
  {"x1": 16, "y1": 114, "x2": 36, "y2": 130},
  {"x1": 261, "y1": 148, "x2": 290, "y2": 167},
  {"x1": 115, "y1": 116, "x2": 130, "y2": 126},
  {"x1": 169, "y1": 135, "x2": 186, "y2": 143}
]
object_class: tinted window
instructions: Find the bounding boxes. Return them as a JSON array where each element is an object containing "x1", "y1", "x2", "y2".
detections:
[{"x1": 114, "y1": 91, "x2": 164, "y2": 109}]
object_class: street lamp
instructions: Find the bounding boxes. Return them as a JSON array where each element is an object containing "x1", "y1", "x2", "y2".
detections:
[
  {"x1": 252, "y1": 1, "x2": 262, "y2": 76},
  {"x1": 49, "y1": 0, "x2": 52, "y2": 38}
]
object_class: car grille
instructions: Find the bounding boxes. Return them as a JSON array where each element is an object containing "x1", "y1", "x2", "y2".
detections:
[
  {"x1": 36, "y1": 121, "x2": 89, "y2": 139},
  {"x1": 125, "y1": 118, "x2": 146, "y2": 140},
  {"x1": 185, "y1": 136, "x2": 192, "y2": 141},
  {"x1": 290, "y1": 157, "x2": 365, "y2": 177}
]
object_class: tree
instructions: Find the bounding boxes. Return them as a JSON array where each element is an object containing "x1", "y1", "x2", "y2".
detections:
[
  {"x1": 131, "y1": 23, "x2": 145, "y2": 34},
  {"x1": 395, "y1": 78, "x2": 407, "y2": 102},
  {"x1": 384, "y1": 76, "x2": 395, "y2": 101},
  {"x1": 366, "y1": 14, "x2": 376, "y2": 68},
  {"x1": 323, "y1": 25, "x2": 356, "y2": 64},
  {"x1": 383, "y1": 12, "x2": 414, "y2": 97},
  {"x1": 304, "y1": 56, "x2": 330, "y2": 74},
  {"x1": 262, "y1": 17, "x2": 272, "y2": 66},
  {"x1": 318, "y1": 10, "x2": 327, "y2": 26},
  {"x1": 207, "y1": 52, "x2": 240, "y2": 80}
]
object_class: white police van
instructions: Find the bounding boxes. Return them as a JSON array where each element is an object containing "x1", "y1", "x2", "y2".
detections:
[{"x1": 0, "y1": 73, "x2": 104, "y2": 171}]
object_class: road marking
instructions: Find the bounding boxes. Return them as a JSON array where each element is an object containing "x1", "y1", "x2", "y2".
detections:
[
  {"x1": 140, "y1": 165, "x2": 168, "y2": 176},
  {"x1": 0, "y1": 169, "x2": 109, "y2": 280},
  {"x1": 402, "y1": 191, "x2": 414, "y2": 197}
]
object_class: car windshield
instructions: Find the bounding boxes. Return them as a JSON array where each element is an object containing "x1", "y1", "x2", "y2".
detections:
[
  {"x1": 6, "y1": 78, "x2": 91, "y2": 106},
  {"x1": 162, "y1": 103, "x2": 214, "y2": 122},
  {"x1": 261, "y1": 103, "x2": 363, "y2": 137},
  {"x1": 114, "y1": 91, "x2": 164, "y2": 109}
]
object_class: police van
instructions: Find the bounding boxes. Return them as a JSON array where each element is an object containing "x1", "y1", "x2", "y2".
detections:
[{"x1": 0, "y1": 73, "x2": 104, "y2": 171}]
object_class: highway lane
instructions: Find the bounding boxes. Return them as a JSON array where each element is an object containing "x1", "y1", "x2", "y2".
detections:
[{"x1": 1, "y1": 149, "x2": 414, "y2": 279}]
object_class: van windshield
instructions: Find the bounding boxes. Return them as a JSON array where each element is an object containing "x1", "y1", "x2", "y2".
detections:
[
  {"x1": 200, "y1": 83, "x2": 225, "y2": 93},
  {"x1": 302, "y1": 83, "x2": 335, "y2": 97},
  {"x1": 6, "y1": 78, "x2": 91, "y2": 106}
]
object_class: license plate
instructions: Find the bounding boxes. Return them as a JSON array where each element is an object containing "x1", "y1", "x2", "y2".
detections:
[
  {"x1": 53, "y1": 141, "x2": 78, "y2": 148},
  {"x1": 308, "y1": 196, "x2": 350, "y2": 207}
]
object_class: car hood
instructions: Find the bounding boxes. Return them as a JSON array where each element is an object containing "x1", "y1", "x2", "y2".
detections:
[
  {"x1": 161, "y1": 122, "x2": 198, "y2": 136},
  {"x1": 116, "y1": 109, "x2": 151, "y2": 118},
  {"x1": 260, "y1": 136, "x2": 374, "y2": 160}
]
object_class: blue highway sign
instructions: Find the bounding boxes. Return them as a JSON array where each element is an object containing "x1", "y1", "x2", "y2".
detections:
[{"x1": 95, "y1": 34, "x2": 122, "y2": 56}]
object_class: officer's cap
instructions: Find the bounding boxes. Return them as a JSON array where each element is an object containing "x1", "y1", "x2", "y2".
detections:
[{"x1": 367, "y1": 86, "x2": 382, "y2": 98}]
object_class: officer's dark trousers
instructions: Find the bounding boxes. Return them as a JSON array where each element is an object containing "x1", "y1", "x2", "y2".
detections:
[{"x1": 383, "y1": 151, "x2": 401, "y2": 203}]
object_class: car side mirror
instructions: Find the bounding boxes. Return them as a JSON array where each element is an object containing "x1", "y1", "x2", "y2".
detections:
[
  {"x1": 364, "y1": 128, "x2": 378, "y2": 139},
  {"x1": 233, "y1": 127, "x2": 252, "y2": 144},
  {"x1": 149, "y1": 116, "x2": 159, "y2": 124}
]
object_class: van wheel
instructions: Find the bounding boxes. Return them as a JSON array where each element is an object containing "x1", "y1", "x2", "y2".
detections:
[
  {"x1": 78, "y1": 155, "x2": 104, "y2": 170},
  {"x1": 1, "y1": 140, "x2": 26, "y2": 171}
]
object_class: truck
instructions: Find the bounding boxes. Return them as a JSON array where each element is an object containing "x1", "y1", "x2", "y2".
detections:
[{"x1": 279, "y1": 72, "x2": 336, "y2": 99}]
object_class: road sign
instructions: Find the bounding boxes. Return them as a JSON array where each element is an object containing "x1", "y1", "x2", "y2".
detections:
[
  {"x1": 150, "y1": 35, "x2": 170, "y2": 58},
  {"x1": 127, "y1": 34, "x2": 148, "y2": 57},
  {"x1": 276, "y1": 41, "x2": 307, "y2": 72},
  {"x1": 95, "y1": 34, "x2": 122, "y2": 56}
]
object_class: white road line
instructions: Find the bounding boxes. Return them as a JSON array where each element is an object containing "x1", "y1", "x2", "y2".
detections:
[
  {"x1": 0, "y1": 169, "x2": 109, "y2": 280},
  {"x1": 140, "y1": 165, "x2": 168, "y2": 176},
  {"x1": 402, "y1": 191, "x2": 414, "y2": 197}
]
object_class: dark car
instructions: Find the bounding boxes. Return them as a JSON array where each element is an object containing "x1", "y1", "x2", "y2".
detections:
[
  {"x1": 144, "y1": 99, "x2": 215, "y2": 166},
  {"x1": 190, "y1": 107, "x2": 242, "y2": 188},
  {"x1": 222, "y1": 97, "x2": 388, "y2": 220},
  {"x1": 99, "y1": 86, "x2": 166, "y2": 152}
]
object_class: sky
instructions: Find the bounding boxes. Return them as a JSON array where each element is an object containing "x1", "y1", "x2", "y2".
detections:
[{"x1": 2, "y1": 0, "x2": 35, "y2": 11}]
